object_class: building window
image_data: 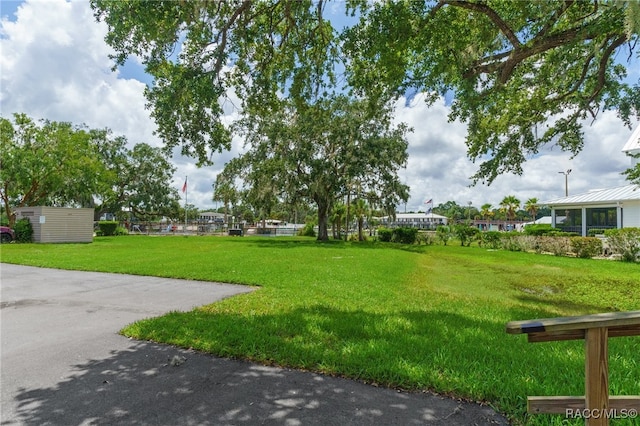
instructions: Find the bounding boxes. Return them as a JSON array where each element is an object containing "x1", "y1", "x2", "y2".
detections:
[
  {"x1": 586, "y1": 207, "x2": 617, "y2": 228},
  {"x1": 556, "y1": 208, "x2": 581, "y2": 232}
]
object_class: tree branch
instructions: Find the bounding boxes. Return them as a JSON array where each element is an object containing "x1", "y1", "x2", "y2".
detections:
[
  {"x1": 588, "y1": 35, "x2": 627, "y2": 104},
  {"x1": 447, "y1": 0, "x2": 521, "y2": 48},
  {"x1": 549, "y1": 51, "x2": 596, "y2": 103},
  {"x1": 534, "y1": 0, "x2": 575, "y2": 40},
  {"x1": 212, "y1": 0, "x2": 252, "y2": 78}
]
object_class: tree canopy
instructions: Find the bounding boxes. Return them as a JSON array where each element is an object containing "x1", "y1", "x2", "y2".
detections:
[
  {"x1": 345, "y1": 0, "x2": 640, "y2": 183},
  {"x1": 225, "y1": 95, "x2": 409, "y2": 240},
  {"x1": 91, "y1": 0, "x2": 341, "y2": 166},
  {"x1": 0, "y1": 114, "x2": 104, "y2": 225},
  {"x1": 0, "y1": 114, "x2": 180, "y2": 225},
  {"x1": 91, "y1": 0, "x2": 640, "y2": 198}
]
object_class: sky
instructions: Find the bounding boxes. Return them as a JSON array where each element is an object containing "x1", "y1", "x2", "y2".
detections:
[{"x1": 1, "y1": 0, "x2": 639, "y2": 214}]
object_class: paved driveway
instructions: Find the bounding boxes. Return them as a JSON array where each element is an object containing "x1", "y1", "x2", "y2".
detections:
[{"x1": 1, "y1": 264, "x2": 509, "y2": 425}]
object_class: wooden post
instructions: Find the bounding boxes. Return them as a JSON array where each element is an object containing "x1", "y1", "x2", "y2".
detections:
[
  {"x1": 585, "y1": 327, "x2": 609, "y2": 426},
  {"x1": 505, "y1": 311, "x2": 640, "y2": 424}
]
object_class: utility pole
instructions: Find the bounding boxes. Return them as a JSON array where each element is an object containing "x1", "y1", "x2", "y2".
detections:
[{"x1": 558, "y1": 169, "x2": 572, "y2": 197}]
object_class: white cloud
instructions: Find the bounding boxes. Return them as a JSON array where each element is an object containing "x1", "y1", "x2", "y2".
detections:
[{"x1": 1, "y1": 0, "x2": 638, "y2": 214}]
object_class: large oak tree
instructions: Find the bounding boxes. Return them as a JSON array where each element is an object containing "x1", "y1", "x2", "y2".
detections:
[
  {"x1": 345, "y1": 0, "x2": 640, "y2": 183},
  {"x1": 92, "y1": 0, "x2": 340, "y2": 166},
  {"x1": 0, "y1": 114, "x2": 104, "y2": 225},
  {"x1": 92, "y1": 0, "x2": 640, "y2": 190},
  {"x1": 228, "y1": 95, "x2": 409, "y2": 241},
  {"x1": 0, "y1": 114, "x2": 180, "y2": 225}
]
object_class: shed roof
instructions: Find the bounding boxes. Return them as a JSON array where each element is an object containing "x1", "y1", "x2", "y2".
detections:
[{"x1": 540, "y1": 184, "x2": 640, "y2": 206}]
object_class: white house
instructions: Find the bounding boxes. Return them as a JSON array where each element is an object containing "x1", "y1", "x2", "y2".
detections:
[
  {"x1": 380, "y1": 212, "x2": 448, "y2": 229},
  {"x1": 540, "y1": 126, "x2": 640, "y2": 236}
]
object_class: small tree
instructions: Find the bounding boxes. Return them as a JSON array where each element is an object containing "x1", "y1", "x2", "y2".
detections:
[
  {"x1": 436, "y1": 225, "x2": 452, "y2": 246},
  {"x1": 454, "y1": 224, "x2": 480, "y2": 247},
  {"x1": 604, "y1": 228, "x2": 640, "y2": 262}
]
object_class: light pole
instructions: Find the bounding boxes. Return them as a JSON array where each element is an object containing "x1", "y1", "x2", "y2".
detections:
[{"x1": 558, "y1": 169, "x2": 572, "y2": 197}]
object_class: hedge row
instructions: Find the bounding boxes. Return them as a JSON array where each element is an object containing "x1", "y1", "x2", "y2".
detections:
[{"x1": 376, "y1": 226, "x2": 640, "y2": 262}]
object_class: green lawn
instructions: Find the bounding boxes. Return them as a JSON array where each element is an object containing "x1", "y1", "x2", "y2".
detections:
[{"x1": 2, "y1": 236, "x2": 639, "y2": 425}]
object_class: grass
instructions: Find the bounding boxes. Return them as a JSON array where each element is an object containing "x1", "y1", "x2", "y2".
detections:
[{"x1": 2, "y1": 235, "x2": 639, "y2": 425}]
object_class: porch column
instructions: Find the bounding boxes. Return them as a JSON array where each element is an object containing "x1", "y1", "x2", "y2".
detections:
[
  {"x1": 616, "y1": 204, "x2": 623, "y2": 229},
  {"x1": 551, "y1": 208, "x2": 556, "y2": 228},
  {"x1": 582, "y1": 207, "x2": 587, "y2": 237}
]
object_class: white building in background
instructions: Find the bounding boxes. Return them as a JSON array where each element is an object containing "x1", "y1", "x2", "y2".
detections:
[
  {"x1": 540, "y1": 126, "x2": 640, "y2": 236},
  {"x1": 380, "y1": 212, "x2": 448, "y2": 229}
]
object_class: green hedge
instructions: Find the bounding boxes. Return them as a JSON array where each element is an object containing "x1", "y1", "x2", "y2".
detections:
[
  {"x1": 377, "y1": 227, "x2": 393, "y2": 242},
  {"x1": 14, "y1": 218, "x2": 33, "y2": 243},
  {"x1": 570, "y1": 237, "x2": 603, "y2": 259},
  {"x1": 376, "y1": 227, "x2": 418, "y2": 244},
  {"x1": 98, "y1": 221, "x2": 119, "y2": 236},
  {"x1": 392, "y1": 227, "x2": 418, "y2": 244},
  {"x1": 480, "y1": 231, "x2": 502, "y2": 249},
  {"x1": 523, "y1": 223, "x2": 553, "y2": 236}
]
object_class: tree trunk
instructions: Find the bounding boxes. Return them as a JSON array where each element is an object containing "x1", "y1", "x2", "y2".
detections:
[{"x1": 316, "y1": 200, "x2": 329, "y2": 241}]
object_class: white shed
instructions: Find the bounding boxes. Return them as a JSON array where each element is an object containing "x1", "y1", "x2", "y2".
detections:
[{"x1": 14, "y1": 206, "x2": 94, "y2": 243}]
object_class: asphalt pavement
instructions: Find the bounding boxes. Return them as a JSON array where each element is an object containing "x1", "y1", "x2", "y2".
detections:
[{"x1": 1, "y1": 263, "x2": 510, "y2": 425}]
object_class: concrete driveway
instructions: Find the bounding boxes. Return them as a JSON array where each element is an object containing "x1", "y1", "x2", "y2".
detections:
[{"x1": 1, "y1": 264, "x2": 509, "y2": 425}]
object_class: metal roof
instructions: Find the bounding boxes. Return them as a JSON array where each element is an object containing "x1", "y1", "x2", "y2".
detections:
[
  {"x1": 622, "y1": 125, "x2": 640, "y2": 153},
  {"x1": 540, "y1": 184, "x2": 640, "y2": 206}
]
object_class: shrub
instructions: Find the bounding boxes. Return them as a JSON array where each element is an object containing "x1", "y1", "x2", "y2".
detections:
[
  {"x1": 14, "y1": 218, "x2": 33, "y2": 243},
  {"x1": 523, "y1": 224, "x2": 553, "y2": 236},
  {"x1": 570, "y1": 237, "x2": 603, "y2": 259},
  {"x1": 348, "y1": 233, "x2": 365, "y2": 242},
  {"x1": 98, "y1": 221, "x2": 119, "y2": 236},
  {"x1": 453, "y1": 224, "x2": 480, "y2": 246},
  {"x1": 516, "y1": 235, "x2": 538, "y2": 252},
  {"x1": 500, "y1": 234, "x2": 541, "y2": 253},
  {"x1": 587, "y1": 229, "x2": 607, "y2": 237},
  {"x1": 392, "y1": 227, "x2": 418, "y2": 244},
  {"x1": 377, "y1": 228, "x2": 393, "y2": 242},
  {"x1": 604, "y1": 228, "x2": 640, "y2": 262},
  {"x1": 298, "y1": 223, "x2": 316, "y2": 237},
  {"x1": 416, "y1": 231, "x2": 436, "y2": 245},
  {"x1": 114, "y1": 226, "x2": 129, "y2": 236},
  {"x1": 500, "y1": 232, "x2": 527, "y2": 252},
  {"x1": 549, "y1": 230, "x2": 579, "y2": 237},
  {"x1": 436, "y1": 226, "x2": 452, "y2": 246},
  {"x1": 537, "y1": 236, "x2": 572, "y2": 256},
  {"x1": 481, "y1": 231, "x2": 502, "y2": 249}
]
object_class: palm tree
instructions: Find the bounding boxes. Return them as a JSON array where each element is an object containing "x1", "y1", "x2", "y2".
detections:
[
  {"x1": 500, "y1": 195, "x2": 520, "y2": 221},
  {"x1": 330, "y1": 203, "x2": 346, "y2": 240},
  {"x1": 480, "y1": 203, "x2": 493, "y2": 220},
  {"x1": 213, "y1": 175, "x2": 238, "y2": 227},
  {"x1": 525, "y1": 198, "x2": 539, "y2": 221},
  {"x1": 353, "y1": 198, "x2": 370, "y2": 241}
]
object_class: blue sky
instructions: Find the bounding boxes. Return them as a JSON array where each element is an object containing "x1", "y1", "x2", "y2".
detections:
[{"x1": 1, "y1": 0, "x2": 638, "y2": 213}]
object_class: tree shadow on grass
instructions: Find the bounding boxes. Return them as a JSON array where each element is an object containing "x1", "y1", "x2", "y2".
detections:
[
  {"x1": 8, "y1": 338, "x2": 509, "y2": 426},
  {"x1": 122, "y1": 306, "x2": 616, "y2": 424}
]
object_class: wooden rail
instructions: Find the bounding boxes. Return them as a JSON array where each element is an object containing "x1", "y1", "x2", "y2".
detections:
[{"x1": 506, "y1": 311, "x2": 640, "y2": 426}]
